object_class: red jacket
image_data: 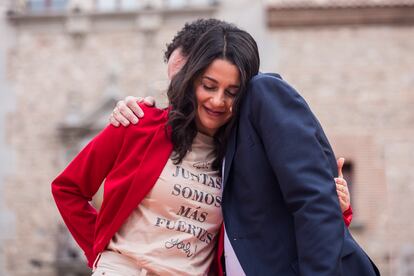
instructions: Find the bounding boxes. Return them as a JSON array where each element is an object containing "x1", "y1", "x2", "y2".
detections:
[
  {"x1": 52, "y1": 105, "x2": 351, "y2": 275},
  {"x1": 51, "y1": 105, "x2": 224, "y2": 275}
]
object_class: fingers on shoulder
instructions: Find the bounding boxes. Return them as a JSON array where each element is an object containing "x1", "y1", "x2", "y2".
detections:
[
  {"x1": 109, "y1": 113, "x2": 120, "y2": 127},
  {"x1": 335, "y1": 177, "x2": 348, "y2": 186},
  {"x1": 125, "y1": 96, "x2": 144, "y2": 118}
]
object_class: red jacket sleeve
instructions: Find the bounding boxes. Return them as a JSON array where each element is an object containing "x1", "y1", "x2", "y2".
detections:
[
  {"x1": 51, "y1": 124, "x2": 127, "y2": 266},
  {"x1": 342, "y1": 206, "x2": 353, "y2": 227}
]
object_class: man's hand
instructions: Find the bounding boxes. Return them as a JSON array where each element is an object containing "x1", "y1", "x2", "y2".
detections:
[
  {"x1": 335, "y1": 157, "x2": 351, "y2": 213},
  {"x1": 109, "y1": 96, "x2": 156, "y2": 127}
]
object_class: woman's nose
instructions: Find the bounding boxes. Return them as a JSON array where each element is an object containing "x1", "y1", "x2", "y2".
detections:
[{"x1": 210, "y1": 91, "x2": 225, "y2": 106}]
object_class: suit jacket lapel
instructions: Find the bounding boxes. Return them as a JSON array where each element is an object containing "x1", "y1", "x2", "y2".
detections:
[{"x1": 223, "y1": 124, "x2": 238, "y2": 189}]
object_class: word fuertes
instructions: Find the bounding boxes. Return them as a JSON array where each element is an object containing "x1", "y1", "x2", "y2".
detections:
[{"x1": 155, "y1": 217, "x2": 215, "y2": 244}]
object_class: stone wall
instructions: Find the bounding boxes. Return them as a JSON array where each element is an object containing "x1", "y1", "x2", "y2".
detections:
[{"x1": 0, "y1": 2, "x2": 16, "y2": 276}]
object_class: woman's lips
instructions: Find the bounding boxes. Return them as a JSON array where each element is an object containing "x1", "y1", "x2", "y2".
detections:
[{"x1": 204, "y1": 106, "x2": 225, "y2": 117}]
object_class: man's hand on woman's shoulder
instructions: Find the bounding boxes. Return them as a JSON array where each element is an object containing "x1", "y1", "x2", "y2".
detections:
[{"x1": 109, "y1": 96, "x2": 156, "y2": 127}]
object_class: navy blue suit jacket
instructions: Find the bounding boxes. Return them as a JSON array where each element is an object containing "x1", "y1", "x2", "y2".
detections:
[{"x1": 222, "y1": 73, "x2": 379, "y2": 275}]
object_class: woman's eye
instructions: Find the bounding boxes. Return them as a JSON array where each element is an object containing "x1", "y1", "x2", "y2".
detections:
[
  {"x1": 203, "y1": 85, "x2": 216, "y2": 91},
  {"x1": 226, "y1": 90, "x2": 238, "y2": 97}
]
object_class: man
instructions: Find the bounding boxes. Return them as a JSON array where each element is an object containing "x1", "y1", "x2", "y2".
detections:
[{"x1": 109, "y1": 19, "x2": 377, "y2": 275}]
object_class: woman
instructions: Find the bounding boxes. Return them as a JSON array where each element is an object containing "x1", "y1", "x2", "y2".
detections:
[{"x1": 52, "y1": 23, "x2": 260, "y2": 276}]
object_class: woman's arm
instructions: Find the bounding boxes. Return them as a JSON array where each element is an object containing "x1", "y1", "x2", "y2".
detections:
[{"x1": 51, "y1": 124, "x2": 126, "y2": 266}]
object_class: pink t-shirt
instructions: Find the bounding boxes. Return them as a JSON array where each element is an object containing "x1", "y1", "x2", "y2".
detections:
[{"x1": 107, "y1": 132, "x2": 223, "y2": 275}]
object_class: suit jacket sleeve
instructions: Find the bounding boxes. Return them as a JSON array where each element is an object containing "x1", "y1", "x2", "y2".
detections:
[
  {"x1": 249, "y1": 74, "x2": 344, "y2": 275},
  {"x1": 51, "y1": 124, "x2": 127, "y2": 266}
]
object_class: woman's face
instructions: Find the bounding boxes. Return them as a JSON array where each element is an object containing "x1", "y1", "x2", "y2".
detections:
[{"x1": 194, "y1": 59, "x2": 240, "y2": 136}]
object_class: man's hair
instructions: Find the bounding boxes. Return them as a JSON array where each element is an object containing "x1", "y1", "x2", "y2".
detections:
[
  {"x1": 167, "y1": 23, "x2": 260, "y2": 171},
  {"x1": 164, "y1": 18, "x2": 224, "y2": 62}
]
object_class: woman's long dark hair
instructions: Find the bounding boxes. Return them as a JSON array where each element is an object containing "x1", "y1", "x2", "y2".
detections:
[{"x1": 167, "y1": 22, "x2": 260, "y2": 171}]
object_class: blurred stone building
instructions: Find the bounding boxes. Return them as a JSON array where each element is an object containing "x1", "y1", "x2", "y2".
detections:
[{"x1": 0, "y1": 0, "x2": 414, "y2": 275}]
